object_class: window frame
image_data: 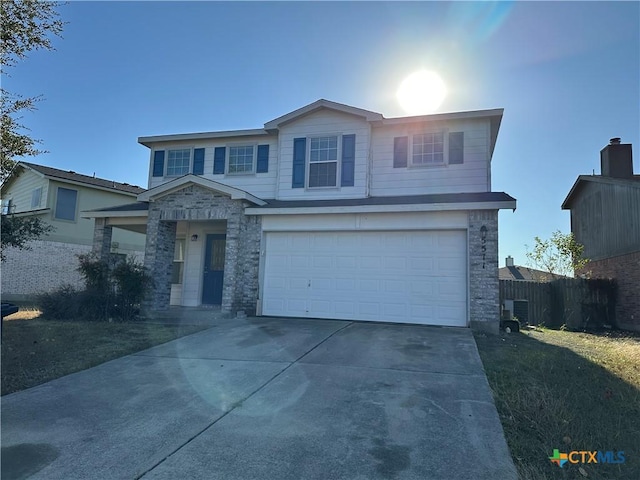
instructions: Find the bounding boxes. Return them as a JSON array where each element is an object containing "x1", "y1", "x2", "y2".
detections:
[
  {"x1": 1, "y1": 198, "x2": 14, "y2": 215},
  {"x1": 226, "y1": 143, "x2": 257, "y2": 176},
  {"x1": 171, "y1": 238, "x2": 186, "y2": 285},
  {"x1": 54, "y1": 186, "x2": 78, "y2": 222},
  {"x1": 410, "y1": 130, "x2": 447, "y2": 167},
  {"x1": 306, "y1": 134, "x2": 341, "y2": 189},
  {"x1": 166, "y1": 148, "x2": 193, "y2": 177},
  {"x1": 31, "y1": 187, "x2": 43, "y2": 209}
]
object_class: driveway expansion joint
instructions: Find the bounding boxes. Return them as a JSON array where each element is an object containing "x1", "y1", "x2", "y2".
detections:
[{"x1": 136, "y1": 321, "x2": 354, "y2": 479}]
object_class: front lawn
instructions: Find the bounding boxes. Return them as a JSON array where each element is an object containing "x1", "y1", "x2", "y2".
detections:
[
  {"x1": 1, "y1": 317, "x2": 209, "y2": 395},
  {"x1": 475, "y1": 327, "x2": 640, "y2": 480}
]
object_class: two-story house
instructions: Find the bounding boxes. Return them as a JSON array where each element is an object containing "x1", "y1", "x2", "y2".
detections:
[
  {"x1": 562, "y1": 138, "x2": 640, "y2": 331},
  {"x1": 86, "y1": 100, "x2": 516, "y2": 332},
  {"x1": 1, "y1": 162, "x2": 147, "y2": 300}
]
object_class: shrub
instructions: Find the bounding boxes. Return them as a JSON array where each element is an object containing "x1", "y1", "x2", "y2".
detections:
[
  {"x1": 37, "y1": 254, "x2": 153, "y2": 322},
  {"x1": 111, "y1": 257, "x2": 154, "y2": 319},
  {"x1": 37, "y1": 284, "x2": 80, "y2": 320}
]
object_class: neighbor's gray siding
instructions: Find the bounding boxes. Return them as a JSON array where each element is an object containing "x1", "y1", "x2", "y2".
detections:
[{"x1": 570, "y1": 181, "x2": 640, "y2": 260}]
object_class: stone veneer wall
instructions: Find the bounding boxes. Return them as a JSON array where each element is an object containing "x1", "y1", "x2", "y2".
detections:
[
  {"x1": 142, "y1": 185, "x2": 262, "y2": 314},
  {"x1": 468, "y1": 210, "x2": 499, "y2": 333}
]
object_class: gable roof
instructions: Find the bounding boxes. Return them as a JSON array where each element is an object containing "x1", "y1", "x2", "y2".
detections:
[
  {"x1": 137, "y1": 99, "x2": 504, "y2": 159},
  {"x1": 264, "y1": 99, "x2": 384, "y2": 129},
  {"x1": 137, "y1": 174, "x2": 266, "y2": 205},
  {"x1": 8, "y1": 162, "x2": 146, "y2": 195},
  {"x1": 562, "y1": 174, "x2": 640, "y2": 209}
]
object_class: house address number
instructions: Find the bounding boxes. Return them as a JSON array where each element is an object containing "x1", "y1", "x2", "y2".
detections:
[{"x1": 480, "y1": 225, "x2": 487, "y2": 269}]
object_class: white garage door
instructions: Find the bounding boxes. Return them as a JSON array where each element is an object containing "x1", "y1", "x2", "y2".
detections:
[{"x1": 262, "y1": 230, "x2": 467, "y2": 326}]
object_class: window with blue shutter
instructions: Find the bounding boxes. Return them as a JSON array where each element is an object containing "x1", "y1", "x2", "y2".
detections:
[
  {"x1": 292, "y1": 138, "x2": 306, "y2": 188},
  {"x1": 152, "y1": 150, "x2": 165, "y2": 177},
  {"x1": 449, "y1": 132, "x2": 464, "y2": 164},
  {"x1": 213, "y1": 147, "x2": 226, "y2": 174},
  {"x1": 256, "y1": 145, "x2": 269, "y2": 173},
  {"x1": 341, "y1": 134, "x2": 355, "y2": 187},
  {"x1": 393, "y1": 137, "x2": 408, "y2": 168},
  {"x1": 193, "y1": 148, "x2": 205, "y2": 175}
]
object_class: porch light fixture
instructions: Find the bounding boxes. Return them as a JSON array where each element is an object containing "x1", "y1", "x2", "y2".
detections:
[{"x1": 191, "y1": 234, "x2": 198, "y2": 242}]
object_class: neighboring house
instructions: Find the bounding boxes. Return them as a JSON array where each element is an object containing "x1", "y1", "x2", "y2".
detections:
[
  {"x1": 562, "y1": 138, "x2": 640, "y2": 331},
  {"x1": 499, "y1": 256, "x2": 568, "y2": 282},
  {"x1": 1, "y1": 162, "x2": 147, "y2": 300},
  {"x1": 85, "y1": 99, "x2": 516, "y2": 332}
]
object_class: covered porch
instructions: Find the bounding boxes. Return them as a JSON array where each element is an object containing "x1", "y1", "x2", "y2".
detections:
[{"x1": 83, "y1": 176, "x2": 264, "y2": 316}]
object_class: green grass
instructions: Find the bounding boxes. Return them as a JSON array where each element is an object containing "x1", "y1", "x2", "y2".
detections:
[
  {"x1": 475, "y1": 327, "x2": 640, "y2": 480},
  {"x1": 1, "y1": 318, "x2": 209, "y2": 395}
]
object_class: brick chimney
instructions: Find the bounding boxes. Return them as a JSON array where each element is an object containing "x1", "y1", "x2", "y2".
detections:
[
  {"x1": 505, "y1": 256, "x2": 514, "y2": 267},
  {"x1": 601, "y1": 137, "x2": 633, "y2": 179}
]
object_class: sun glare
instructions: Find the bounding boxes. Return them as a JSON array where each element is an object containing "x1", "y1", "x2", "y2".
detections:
[{"x1": 397, "y1": 70, "x2": 447, "y2": 115}]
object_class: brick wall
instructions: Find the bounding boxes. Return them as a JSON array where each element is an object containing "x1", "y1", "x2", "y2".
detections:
[
  {"x1": 468, "y1": 210, "x2": 500, "y2": 333},
  {"x1": 586, "y1": 251, "x2": 640, "y2": 331},
  {"x1": 1, "y1": 240, "x2": 92, "y2": 299}
]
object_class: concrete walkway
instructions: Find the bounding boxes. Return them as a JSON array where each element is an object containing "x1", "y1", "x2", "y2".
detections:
[{"x1": 1, "y1": 317, "x2": 517, "y2": 480}]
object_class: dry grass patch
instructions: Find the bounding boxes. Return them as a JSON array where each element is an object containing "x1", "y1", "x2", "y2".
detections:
[
  {"x1": 475, "y1": 327, "x2": 640, "y2": 480},
  {"x1": 1, "y1": 318, "x2": 209, "y2": 395}
]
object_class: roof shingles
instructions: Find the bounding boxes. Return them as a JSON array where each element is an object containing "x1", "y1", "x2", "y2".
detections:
[{"x1": 21, "y1": 162, "x2": 145, "y2": 195}]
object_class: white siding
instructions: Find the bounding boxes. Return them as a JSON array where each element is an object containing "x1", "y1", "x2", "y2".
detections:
[
  {"x1": 143, "y1": 109, "x2": 495, "y2": 202},
  {"x1": 276, "y1": 110, "x2": 371, "y2": 200},
  {"x1": 148, "y1": 136, "x2": 278, "y2": 199},
  {"x1": 261, "y1": 211, "x2": 469, "y2": 232},
  {"x1": 370, "y1": 118, "x2": 490, "y2": 196}
]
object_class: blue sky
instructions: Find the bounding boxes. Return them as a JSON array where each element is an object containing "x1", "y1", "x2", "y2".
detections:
[{"x1": 4, "y1": 1, "x2": 639, "y2": 266}]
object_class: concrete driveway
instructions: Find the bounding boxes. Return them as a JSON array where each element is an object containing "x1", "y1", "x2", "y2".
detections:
[{"x1": 1, "y1": 317, "x2": 517, "y2": 480}]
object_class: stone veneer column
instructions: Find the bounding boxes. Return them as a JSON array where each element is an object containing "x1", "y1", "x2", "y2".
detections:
[
  {"x1": 92, "y1": 217, "x2": 113, "y2": 261},
  {"x1": 221, "y1": 216, "x2": 240, "y2": 313},
  {"x1": 238, "y1": 215, "x2": 262, "y2": 314},
  {"x1": 468, "y1": 210, "x2": 499, "y2": 333},
  {"x1": 143, "y1": 208, "x2": 176, "y2": 311}
]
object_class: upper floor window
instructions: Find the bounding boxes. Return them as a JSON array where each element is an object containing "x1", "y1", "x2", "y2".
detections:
[
  {"x1": 412, "y1": 132, "x2": 444, "y2": 165},
  {"x1": 1, "y1": 199, "x2": 13, "y2": 215},
  {"x1": 393, "y1": 131, "x2": 464, "y2": 168},
  {"x1": 228, "y1": 145, "x2": 255, "y2": 174},
  {"x1": 309, "y1": 136, "x2": 339, "y2": 187},
  {"x1": 167, "y1": 149, "x2": 191, "y2": 176},
  {"x1": 292, "y1": 135, "x2": 355, "y2": 189},
  {"x1": 31, "y1": 187, "x2": 42, "y2": 209},
  {"x1": 55, "y1": 187, "x2": 78, "y2": 221}
]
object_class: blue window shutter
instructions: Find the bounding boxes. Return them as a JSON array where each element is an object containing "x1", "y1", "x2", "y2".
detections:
[
  {"x1": 341, "y1": 134, "x2": 356, "y2": 187},
  {"x1": 393, "y1": 137, "x2": 408, "y2": 168},
  {"x1": 213, "y1": 147, "x2": 226, "y2": 174},
  {"x1": 193, "y1": 148, "x2": 205, "y2": 175},
  {"x1": 449, "y1": 132, "x2": 464, "y2": 164},
  {"x1": 292, "y1": 138, "x2": 306, "y2": 188},
  {"x1": 256, "y1": 144, "x2": 269, "y2": 173},
  {"x1": 152, "y1": 150, "x2": 165, "y2": 177}
]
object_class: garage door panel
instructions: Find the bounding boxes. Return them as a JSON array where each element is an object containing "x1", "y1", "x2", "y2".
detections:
[
  {"x1": 359, "y1": 279, "x2": 381, "y2": 292},
  {"x1": 263, "y1": 230, "x2": 467, "y2": 326}
]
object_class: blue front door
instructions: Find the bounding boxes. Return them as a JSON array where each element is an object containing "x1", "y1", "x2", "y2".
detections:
[{"x1": 202, "y1": 234, "x2": 226, "y2": 305}]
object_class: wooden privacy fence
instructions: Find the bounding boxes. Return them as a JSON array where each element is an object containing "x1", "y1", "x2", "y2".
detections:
[{"x1": 499, "y1": 278, "x2": 617, "y2": 330}]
